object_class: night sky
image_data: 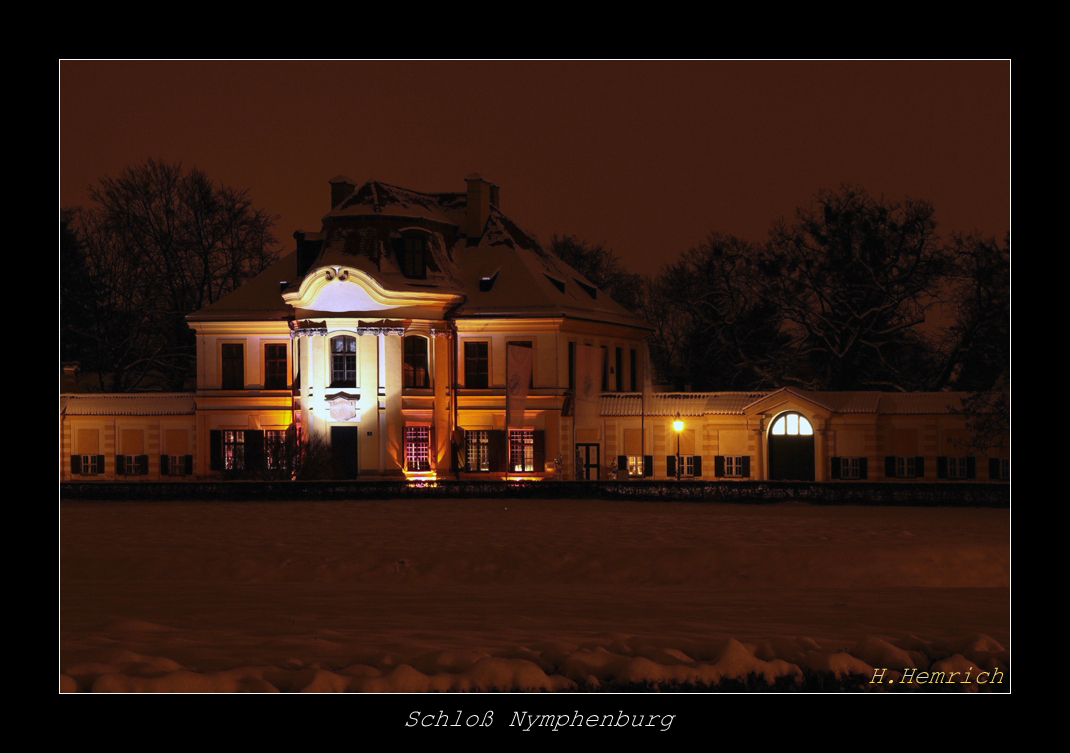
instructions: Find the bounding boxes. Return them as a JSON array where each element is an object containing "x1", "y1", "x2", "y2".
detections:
[{"x1": 60, "y1": 60, "x2": 1009, "y2": 278}]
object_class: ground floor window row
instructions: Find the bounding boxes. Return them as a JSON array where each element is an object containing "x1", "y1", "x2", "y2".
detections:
[
  {"x1": 209, "y1": 429, "x2": 291, "y2": 472},
  {"x1": 69, "y1": 454, "x2": 194, "y2": 476},
  {"x1": 463, "y1": 429, "x2": 545, "y2": 473}
]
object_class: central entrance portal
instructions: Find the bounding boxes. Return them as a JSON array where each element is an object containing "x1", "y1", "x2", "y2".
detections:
[
  {"x1": 331, "y1": 426, "x2": 360, "y2": 479},
  {"x1": 768, "y1": 412, "x2": 815, "y2": 481}
]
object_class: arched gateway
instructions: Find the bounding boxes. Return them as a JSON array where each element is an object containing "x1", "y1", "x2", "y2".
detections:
[{"x1": 768, "y1": 412, "x2": 815, "y2": 480}]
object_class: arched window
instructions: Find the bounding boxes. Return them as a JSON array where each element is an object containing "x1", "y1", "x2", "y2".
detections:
[
  {"x1": 331, "y1": 335, "x2": 356, "y2": 387},
  {"x1": 770, "y1": 412, "x2": 813, "y2": 435},
  {"x1": 404, "y1": 336, "x2": 429, "y2": 388}
]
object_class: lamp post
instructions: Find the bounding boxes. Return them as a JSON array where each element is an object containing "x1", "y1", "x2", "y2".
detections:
[{"x1": 673, "y1": 413, "x2": 684, "y2": 481}]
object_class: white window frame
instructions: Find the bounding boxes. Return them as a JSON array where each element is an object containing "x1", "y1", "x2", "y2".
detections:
[
  {"x1": 404, "y1": 427, "x2": 431, "y2": 472},
  {"x1": 626, "y1": 455, "x2": 644, "y2": 477},
  {"x1": 466, "y1": 430, "x2": 490, "y2": 472},
  {"x1": 509, "y1": 429, "x2": 534, "y2": 473},
  {"x1": 678, "y1": 455, "x2": 695, "y2": 478},
  {"x1": 724, "y1": 455, "x2": 744, "y2": 478},
  {"x1": 895, "y1": 456, "x2": 916, "y2": 478},
  {"x1": 79, "y1": 454, "x2": 101, "y2": 475},
  {"x1": 841, "y1": 457, "x2": 861, "y2": 479}
]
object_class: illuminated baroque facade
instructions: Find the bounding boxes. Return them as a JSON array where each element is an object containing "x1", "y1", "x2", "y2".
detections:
[{"x1": 60, "y1": 175, "x2": 1008, "y2": 483}]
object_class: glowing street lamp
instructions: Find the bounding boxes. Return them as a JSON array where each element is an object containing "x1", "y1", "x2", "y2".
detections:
[{"x1": 673, "y1": 413, "x2": 683, "y2": 481}]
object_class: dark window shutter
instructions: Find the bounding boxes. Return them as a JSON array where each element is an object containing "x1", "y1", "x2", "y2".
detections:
[
  {"x1": 937, "y1": 457, "x2": 948, "y2": 479},
  {"x1": 741, "y1": 455, "x2": 751, "y2": 478},
  {"x1": 96, "y1": 455, "x2": 105, "y2": 475},
  {"x1": 643, "y1": 455, "x2": 653, "y2": 477},
  {"x1": 714, "y1": 455, "x2": 725, "y2": 478},
  {"x1": 885, "y1": 456, "x2": 896, "y2": 478},
  {"x1": 859, "y1": 457, "x2": 868, "y2": 480},
  {"x1": 915, "y1": 457, "x2": 925, "y2": 478},
  {"x1": 161, "y1": 455, "x2": 170, "y2": 475},
  {"x1": 210, "y1": 430, "x2": 223, "y2": 471},
  {"x1": 116, "y1": 455, "x2": 126, "y2": 475},
  {"x1": 184, "y1": 455, "x2": 194, "y2": 476},
  {"x1": 246, "y1": 430, "x2": 265, "y2": 471},
  {"x1": 830, "y1": 457, "x2": 841, "y2": 479},
  {"x1": 533, "y1": 430, "x2": 545, "y2": 472},
  {"x1": 138, "y1": 455, "x2": 148, "y2": 474},
  {"x1": 966, "y1": 456, "x2": 976, "y2": 479},
  {"x1": 989, "y1": 458, "x2": 999, "y2": 480},
  {"x1": 71, "y1": 455, "x2": 81, "y2": 474},
  {"x1": 488, "y1": 430, "x2": 505, "y2": 472},
  {"x1": 617, "y1": 455, "x2": 627, "y2": 473},
  {"x1": 692, "y1": 455, "x2": 702, "y2": 477},
  {"x1": 666, "y1": 455, "x2": 676, "y2": 478}
]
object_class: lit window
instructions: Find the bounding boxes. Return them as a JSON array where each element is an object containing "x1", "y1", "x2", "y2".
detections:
[
  {"x1": 224, "y1": 431, "x2": 245, "y2": 471},
  {"x1": 771, "y1": 413, "x2": 813, "y2": 435},
  {"x1": 404, "y1": 336, "x2": 430, "y2": 388},
  {"x1": 405, "y1": 427, "x2": 431, "y2": 471},
  {"x1": 331, "y1": 336, "x2": 357, "y2": 387},
  {"x1": 510, "y1": 430, "x2": 534, "y2": 472},
  {"x1": 265, "y1": 430, "x2": 288, "y2": 470},
  {"x1": 626, "y1": 455, "x2": 644, "y2": 476},
  {"x1": 466, "y1": 430, "x2": 490, "y2": 471},
  {"x1": 265, "y1": 344, "x2": 288, "y2": 390}
]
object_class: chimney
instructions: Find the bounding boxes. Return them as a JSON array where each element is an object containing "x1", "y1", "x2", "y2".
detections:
[
  {"x1": 329, "y1": 175, "x2": 356, "y2": 209},
  {"x1": 465, "y1": 173, "x2": 499, "y2": 239}
]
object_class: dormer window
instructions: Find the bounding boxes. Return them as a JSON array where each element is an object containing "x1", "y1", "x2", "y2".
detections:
[{"x1": 395, "y1": 235, "x2": 428, "y2": 280}]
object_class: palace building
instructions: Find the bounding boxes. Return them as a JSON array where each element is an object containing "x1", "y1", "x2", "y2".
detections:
[{"x1": 60, "y1": 175, "x2": 1008, "y2": 483}]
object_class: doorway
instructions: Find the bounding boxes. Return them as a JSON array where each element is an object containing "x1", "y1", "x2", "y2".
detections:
[
  {"x1": 331, "y1": 426, "x2": 360, "y2": 479},
  {"x1": 576, "y1": 443, "x2": 600, "y2": 480},
  {"x1": 768, "y1": 412, "x2": 815, "y2": 481}
]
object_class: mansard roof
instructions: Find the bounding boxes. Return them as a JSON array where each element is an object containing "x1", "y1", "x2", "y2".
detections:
[{"x1": 189, "y1": 177, "x2": 650, "y2": 330}]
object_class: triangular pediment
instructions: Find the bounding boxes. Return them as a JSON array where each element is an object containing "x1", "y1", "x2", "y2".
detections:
[{"x1": 741, "y1": 387, "x2": 834, "y2": 421}]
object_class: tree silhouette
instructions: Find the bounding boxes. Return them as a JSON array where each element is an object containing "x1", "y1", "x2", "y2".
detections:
[{"x1": 63, "y1": 159, "x2": 279, "y2": 391}]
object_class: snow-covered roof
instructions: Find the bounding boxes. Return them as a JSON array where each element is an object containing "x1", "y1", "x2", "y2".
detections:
[
  {"x1": 189, "y1": 178, "x2": 650, "y2": 331},
  {"x1": 61, "y1": 394, "x2": 197, "y2": 416},
  {"x1": 599, "y1": 391, "x2": 965, "y2": 417}
]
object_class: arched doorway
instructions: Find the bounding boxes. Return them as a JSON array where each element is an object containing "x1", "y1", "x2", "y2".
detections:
[{"x1": 768, "y1": 412, "x2": 815, "y2": 480}]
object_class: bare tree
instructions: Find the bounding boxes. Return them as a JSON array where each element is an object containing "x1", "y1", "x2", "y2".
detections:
[
  {"x1": 760, "y1": 186, "x2": 949, "y2": 391},
  {"x1": 63, "y1": 160, "x2": 279, "y2": 391},
  {"x1": 550, "y1": 234, "x2": 644, "y2": 315}
]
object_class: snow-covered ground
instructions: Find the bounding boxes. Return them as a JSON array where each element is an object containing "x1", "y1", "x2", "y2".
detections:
[{"x1": 60, "y1": 498, "x2": 1009, "y2": 692}]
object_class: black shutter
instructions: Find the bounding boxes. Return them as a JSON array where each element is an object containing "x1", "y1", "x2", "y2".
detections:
[
  {"x1": 741, "y1": 455, "x2": 751, "y2": 478},
  {"x1": 666, "y1": 455, "x2": 676, "y2": 478},
  {"x1": 116, "y1": 455, "x2": 126, "y2": 475},
  {"x1": 937, "y1": 456, "x2": 948, "y2": 479},
  {"x1": 96, "y1": 455, "x2": 105, "y2": 475},
  {"x1": 210, "y1": 431, "x2": 223, "y2": 471},
  {"x1": 714, "y1": 455, "x2": 725, "y2": 478},
  {"x1": 643, "y1": 455, "x2": 653, "y2": 477},
  {"x1": 533, "y1": 430, "x2": 545, "y2": 472},
  {"x1": 885, "y1": 456, "x2": 896, "y2": 478},
  {"x1": 246, "y1": 430, "x2": 265, "y2": 471},
  {"x1": 692, "y1": 455, "x2": 702, "y2": 477},
  {"x1": 71, "y1": 455, "x2": 81, "y2": 474},
  {"x1": 830, "y1": 457, "x2": 841, "y2": 479},
  {"x1": 138, "y1": 455, "x2": 149, "y2": 475},
  {"x1": 989, "y1": 458, "x2": 999, "y2": 480},
  {"x1": 161, "y1": 455, "x2": 170, "y2": 475},
  {"x1": 859, "y1": 457, "x2": 868, "y2": 480},
  {"x1": 915, "y1": 457, "x2": 925, "y2": 478},
  {"x1": 488, "y1": 430, "x2": 505, "y2": 472},
  {"x1": 966, "y1": 456, "x2": 976, "y2": 479},
  {"x1": 184, "y1": 455, "x2": 194, "y2": 476},
  {"x1": 617, "y1": 455, "x2": 627, "y2": 474}
]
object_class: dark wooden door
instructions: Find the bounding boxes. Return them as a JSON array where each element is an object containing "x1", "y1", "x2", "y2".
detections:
[
  {"x1": 576, "y1": 443, "x2": 600, "y2": 480},
  {"x1": 769, "y1": 433, "x2": 815, "y2": 480},
  {"x1": 331, "y1": 426, "x2": 360, "y2": 479}
]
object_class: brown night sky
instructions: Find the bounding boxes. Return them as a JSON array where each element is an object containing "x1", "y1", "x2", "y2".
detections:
[{"x1": 59, "y1": 60, "x2": 1009, "y2": 278}]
